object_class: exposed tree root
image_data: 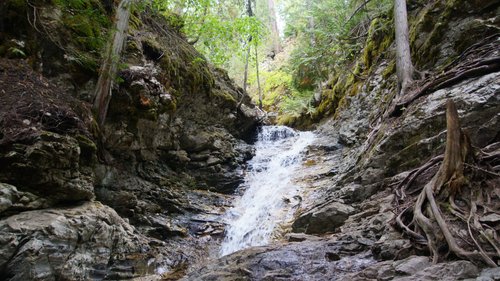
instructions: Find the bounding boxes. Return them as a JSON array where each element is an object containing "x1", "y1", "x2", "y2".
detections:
[
  {"x1": 395, "y1": 155, "x2": 444, "y2": 199},
  {"x1": 388, "y1": 34, "x2": 500, "y2": 118},
  {"x1": 395, "y1": 100, "x2": 500, "y2": 267},
  {"x1": 391, "y1": 57, "x2": 500, "y2": 117}
]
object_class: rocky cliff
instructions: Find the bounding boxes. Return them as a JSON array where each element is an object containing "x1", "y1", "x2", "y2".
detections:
[
  {"x1": 185, "y1": 0, "x2": 500, "y2": 280},
  {"x1": 0, "y1": 1, "x2": 260, "y2": 279},
  {"x1": 0, "y1": 0, "x2": 499, "y2": 280}
]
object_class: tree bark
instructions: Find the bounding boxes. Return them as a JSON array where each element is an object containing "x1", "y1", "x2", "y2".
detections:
[
  {"x1": 255, "y1": 44, "x2": 262, "y2": 110},
  {"x1": 243, "y1": 44, "x2": 251, "y2": 92},
  {"x1": 306, "y1": 0, "x2": 315, "y2": 47},
  {"x1": 402, "y1": 100, "x2": 498, "y2": 266},
  {"x1": 93, "y1": 0, "x2": 132, "y2": 127},
  {"x1": 267, "y1": 0, "x2": 282, "y2": 54},
  {"x1": 243, "y1": 0, "x2": 253, "y2": 92},
  {"x1": 394, "y1": 0, "x2": 414, "y2": 94}
]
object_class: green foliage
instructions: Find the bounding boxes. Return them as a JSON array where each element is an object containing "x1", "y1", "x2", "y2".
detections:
[
  {"x1": 284, "y1": 0, "x2": 392, "y2": 88},
  {"x1": 8, "y1": 47, "x2": 26, "y2": 58},
  {"x1": 280, "y1": 90, "x2": 315, "y2": 118},
  {"x1": 255, "y1": 69, "x2": 294, "y2": 110},
  {"x1": 151, "y1": 0, "x2": 265, "y2": 67}
]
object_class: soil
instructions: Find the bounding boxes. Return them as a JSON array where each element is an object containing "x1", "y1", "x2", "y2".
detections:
[{"x1": 0, "y1": 58, "x2": 92, "y2": 145}]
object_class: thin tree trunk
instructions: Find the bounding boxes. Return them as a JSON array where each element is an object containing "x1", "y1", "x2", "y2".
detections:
[
  {"x1": 267, "y1": 0, "x2": 282, "y2": 54},
  {"x1": 93, "y1": 0, "x2": 132, "y2": 126},
  {"x1": 306, "y1": 0, "x2": 315, "y2": 47},
  {"x1": 243, "y1": 44, "x2": 251, "y2": 92},
  {"x1": 255, "y1": 44, "x2": 262, "y2": 110},
  {"x1": 243, "y1": 0, "x2": 254, "y2": 92},
  {"x1": 394, "y1": 0, "x2": 414, "y2": 94}
]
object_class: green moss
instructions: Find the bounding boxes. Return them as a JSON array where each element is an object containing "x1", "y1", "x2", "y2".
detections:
[
  {"x1": 161, "y1": 11, "x2": 185, "y2": 31},
  {"x1": 258, "y1": 70, "x2": 295, "y2": 111},
  {"x1": 75, "y1": 134, "x2": 97, "y2": 158},
  {"x1": 382, "y1": 61, "x2": 396, "y2": 79},
  {"x1": 349, "y1": 81, "x2": 362, "y2": 97},
  {"x1": 213, "y1": 90, "x2": 236, "y2": 104},
  {"x1": 28, "y1": 0, "x2": 110, "y2": 75},
  {"x1": 362, "y1": 17, "x2": 394, "y2": 71},
  {"x1": 277, "y1": 114, "x2": 297, "y2": 126},
  {"x1": 129, "y1": 13, "x2": 143, "y2": 31}
]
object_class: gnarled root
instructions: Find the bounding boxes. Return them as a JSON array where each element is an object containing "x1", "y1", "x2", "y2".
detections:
[{"x1": 396, "y1": 100, "x2": 499, "y2": 267}]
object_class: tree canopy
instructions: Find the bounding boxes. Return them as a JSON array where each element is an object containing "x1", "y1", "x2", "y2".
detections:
[{"x1": 150, "y1": 0, "x2": 393, "y2": 121}]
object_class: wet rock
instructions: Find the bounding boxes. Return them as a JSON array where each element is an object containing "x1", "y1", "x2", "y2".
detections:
[
  {"x1": 168, "y1": 150, "x2": 191, "y2": 163},
  {"x1": 119, "y1": 64, "x2": 175, "y2": 114},
  {"x1": 286, "y1": 233, "x2": 324, "y2": 242},
  {"x1": 379, "y1": 71, "x2": 500, "y2": 176},
  {"x1": 394, "y1": 256, "x2": 431, "y2": 275},
  {"x1": 347, "y1": 258, "x2": 479, "y2": 281},
  {"x1": 333, "y1": 183, "x2": 378, "y2": 203},
  {"x1": 0, "y1": 202, "x2": 157, "y2": 280},
  {"x1": 377, "y1": 263, "x2": 397, "y2": 281},
  {"x1": 292, "y1": 201, "x2": 356, "y2": 234},
  {"x1": 372, "y1": 234, "x2": 413, "y2": 260},
  {"x1": 148, "y1": 214, "x2": 188, "y2": 238},
  {"x1": 183, "y1": 241, "x2": 375, "y2": 281}
]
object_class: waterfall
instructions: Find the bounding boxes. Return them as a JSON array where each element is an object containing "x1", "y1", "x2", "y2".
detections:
[{"x1": 220, "y1": 126, "x2": 315, "y2": 256}]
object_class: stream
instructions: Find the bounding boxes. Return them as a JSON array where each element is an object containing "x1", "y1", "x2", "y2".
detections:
[{"x1": 219, "y1": 126, "x2": 316, "y2": 256}]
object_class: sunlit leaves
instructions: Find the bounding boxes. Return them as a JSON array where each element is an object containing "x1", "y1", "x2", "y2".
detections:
[{"x1": 152, "y1": 0, "x2": 265, "y2": 67}]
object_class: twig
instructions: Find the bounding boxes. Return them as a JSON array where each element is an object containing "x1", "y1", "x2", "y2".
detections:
[
  {"x1": 346, "y1": 0, "x2": 373, "y2": 24},
  {"x1": 464, "y1": 163, "x2": 500, "y2": 177}
]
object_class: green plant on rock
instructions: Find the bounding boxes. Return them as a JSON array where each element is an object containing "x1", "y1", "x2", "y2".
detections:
[
  {"x1": 7, "y1": 47, "x2": 26, "y2": 58},
  {"x1": 48, "y1": 0, "x2": 112, "y2": 73}
]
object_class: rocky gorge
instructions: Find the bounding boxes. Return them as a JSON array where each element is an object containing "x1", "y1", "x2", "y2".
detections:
[{"x1": 0, "y1": 0, "x2": 499, "y2": 280}]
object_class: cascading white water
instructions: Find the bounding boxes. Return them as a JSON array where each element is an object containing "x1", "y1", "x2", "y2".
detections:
[{"x1": 219, "y1": 126, "x2": 315, "y2": 256}]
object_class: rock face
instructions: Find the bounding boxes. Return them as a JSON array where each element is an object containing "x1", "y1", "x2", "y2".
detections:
[
  {"x1": 0, "y1": 202, "x2": 155, "y2": 280},
  {"x1": 0, "y1": 2, "x2": 260, "y2": 280}
]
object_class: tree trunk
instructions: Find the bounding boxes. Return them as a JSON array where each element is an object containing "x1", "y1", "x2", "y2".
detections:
[
  {"x1": 243, "y1": 44, "x2": 251, "y2": 92},
  {"x1": 267, "y1": 0, "x2": 282, "y2": 54},
  {"x1": 93, "y1": 0, "x2": 132, "y2": 127},
  {"x1": 306, "y1": 0, "x2": 315, "y2": 47},
  {"x1": 243, "y1": 0, "x2": 254, "y2": 92},
  {"x1": 394, "y1": 0, "x2": 414, "y2": 94},
  {"x1": 255, "y1": 44, "x2": 262, "y2": 110}
]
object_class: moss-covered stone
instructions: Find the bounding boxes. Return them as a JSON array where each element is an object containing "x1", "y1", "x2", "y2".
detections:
[
  {"x1": 382, "y1": 61, "x2": 396, "y2": 79},
  {"x1": 362, "y1": 17, "x2": 394, "y2": 71},
  {"x1": 75, "y1": 134, "x2": 98, "y2": 176}
]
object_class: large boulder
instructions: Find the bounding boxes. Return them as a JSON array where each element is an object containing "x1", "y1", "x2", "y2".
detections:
[
  {"x1": 0, "y1": 202, "x2": 158, "y2": 280},
  {"x1": 292, "y1": 201, "x2": 356, "y2": 234}
]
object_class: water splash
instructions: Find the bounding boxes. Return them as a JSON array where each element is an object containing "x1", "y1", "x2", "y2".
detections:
[{"x1": 220, "y1": 126, "x2": 315, "y2": 256}]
